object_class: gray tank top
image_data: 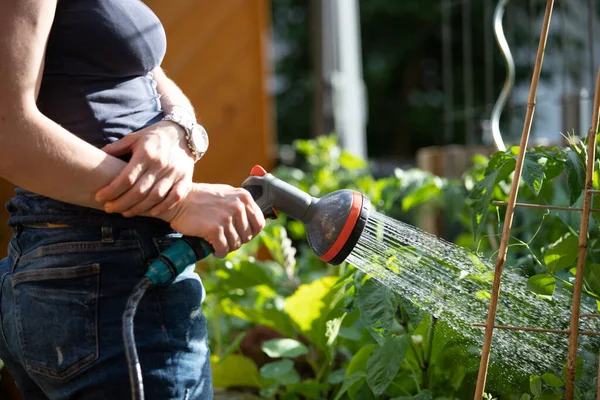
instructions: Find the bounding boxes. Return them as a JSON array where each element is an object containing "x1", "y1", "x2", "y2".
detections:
[{"x1": 7, "y1": 0, "x2": 171, "y2": 228}]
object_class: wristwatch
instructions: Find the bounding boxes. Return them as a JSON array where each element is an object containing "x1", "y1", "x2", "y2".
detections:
[{"x1": 162, "y1": 113, "x2": 209, "y2": 162}]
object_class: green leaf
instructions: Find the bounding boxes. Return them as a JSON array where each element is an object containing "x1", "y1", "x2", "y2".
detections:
[
  {"x1": 357, "y1": 279, "x2": 399, "y2": 344},
  {"x1": 214, "y1": 259, "x2": 275, "y2": 289},
  {"x1": 520, "y1": 395, "x2": 531, "y2": 400},
  {"x1": 346, "y1": 344, "x2": 375, "y2": 377},
  {"x1": 544, "y1": 234, "x2": 579, "y2": 273},
  {"x1": 530, "y1": 375, "x2": 542, "y2": 396},
  {"x1": 211, "y1": 354, "x2": 261, "y2": 389},
  {"x1": 277, "y1": 368, "x2": 300, "y2": 385},
  {"x1": 584, "y1": 263, "x2": 600, "y2": 296},
  {"x1": 564, "y1": 148, "x2": 586, "y2": 205},
  {"x1": 391, "y1": 391, "x2": 433, "y2": 400},
  {"x1": 284, "y1": 276, "x2": 341, "y2": 348},
  {"x1": 220, "y1": 298, "x2": 295, "y2": 337},
  {"x1": 262, "y1": 338, "x2": 308, "y2": 359},
  {"x1": 469, "y1": 170, "x2": 500, "y2": 237},
  {"x1": 286, "y1": 381, "x2": 330, "y2": 399},
  {"x1": 260, "y1": 359, "x2": 294, "y2": 379},
  {"x1": 402, "y1": 181, "x2": 442, "y2": 211},
  {"x1": 333, "y1": 373, "x2": 366, "y2": 400},
  {"x1": 541, "y1": 373, "x2": 564, "y2": 388},
  {"x1": 366, "y1": 335, "x2": 409, "y2": 397},
  {"x1": 328, "y1": 368, "x2": 347, "y2": 384},
  {"x1": 339, "y1": 150, "x2": 367, "y2": 170},
  {"x1": 527, "y1": 274, "x2": 556, "y2": 296},
  {"x1": 218, "y1": 331, "x2": 247, "y2": 363},
  {"x1": 522, "y1": 157, "x2": 546, "y2": 196},
  {"x1": 537, "y1": 391, "x2": 563, "y2": 400}
]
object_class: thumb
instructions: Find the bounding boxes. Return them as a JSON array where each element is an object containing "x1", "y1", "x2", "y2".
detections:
[{"x1": 101, "y1": 135, "x2": 137, "y2": 156}]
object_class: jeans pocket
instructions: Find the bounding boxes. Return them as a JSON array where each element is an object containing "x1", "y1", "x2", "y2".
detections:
[{"x1": 12, "y1": 263, "x2": 100, "y2": 380}]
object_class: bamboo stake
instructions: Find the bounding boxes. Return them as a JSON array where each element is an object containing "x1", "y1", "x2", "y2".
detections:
[
  {"x1": 474, "y1": 2, "x2": 554, "y2": 398},
  {"x1": 472, "y1": 323, "x2": 600, "y2": 337},
  {"x1": 565, "y1": 67, "x2": 600, "y2": 400},
  {"x1": 492, "y1": 201, "x2": 600, "y2": 213}
]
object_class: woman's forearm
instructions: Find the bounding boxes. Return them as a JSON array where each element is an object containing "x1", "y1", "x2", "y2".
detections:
[
  {"x1": 0, "y1": 107, "x2": 127, "y2": 211},
  {"x1": 153, "y1": 67, "x2": 196, "y2": 120}
]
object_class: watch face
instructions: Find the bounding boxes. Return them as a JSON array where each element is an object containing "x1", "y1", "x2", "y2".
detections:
[{"x1": 191, "y1": 124, "x2": 209, "y2": 156}]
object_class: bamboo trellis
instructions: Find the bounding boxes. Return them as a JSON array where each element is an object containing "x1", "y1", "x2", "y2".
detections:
[{"x1": 473, "y1": 1, "x2": 600, "y2": 399}]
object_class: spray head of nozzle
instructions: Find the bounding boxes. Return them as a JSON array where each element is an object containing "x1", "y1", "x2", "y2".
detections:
[{"x1": 243, "y1": 165, "x2": 371, "y2": 265}]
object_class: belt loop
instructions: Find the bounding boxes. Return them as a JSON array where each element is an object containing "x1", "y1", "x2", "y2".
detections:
[{"x1": 101, "y1": 225, "x2": 114, "y2": 243}]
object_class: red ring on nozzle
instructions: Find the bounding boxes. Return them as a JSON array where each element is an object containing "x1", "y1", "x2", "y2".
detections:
[{"x1": 319, "y1": 191, "x2": 363, "y2": 263}]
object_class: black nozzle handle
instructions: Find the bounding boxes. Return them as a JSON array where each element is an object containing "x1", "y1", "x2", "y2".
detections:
[{"x1": 242, "y1": 171, "x2": 315, "y2": 222}]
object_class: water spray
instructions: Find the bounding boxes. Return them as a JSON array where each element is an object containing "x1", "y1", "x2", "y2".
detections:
[{"x1": 122, "y1": 165, "x2": 372, "y2": 399}]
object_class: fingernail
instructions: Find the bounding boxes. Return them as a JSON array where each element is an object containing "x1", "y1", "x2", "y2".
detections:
[
  {"x1": 123, "y1": 212, "x2": 132, "y2": 218},
  {"x1": 104, "y1": 203, "x2": 113, "y2": 213}
]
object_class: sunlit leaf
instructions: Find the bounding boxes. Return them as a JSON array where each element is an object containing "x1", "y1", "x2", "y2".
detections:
[
  {"x1": 339, "y1": 150, "x2": 367, "y2": 170},
  {"x1": 221, "y1": 298, "x2": 295, "y2": 337},
  {"x1": 211, "y1": 354, "x2": 261, "y2": 389},
  {"x1": 284, "y1": 276, "x2": 341, "y2": 348},
  {"x1": 544, "y1": 234, "x2": 578, "y2": 273},
  {"x1": 262, "y1": 338, "x2": 308, "y2": 358},
  {"x1": 527, "y1": 274, "x2": 556, "y2": 297}
]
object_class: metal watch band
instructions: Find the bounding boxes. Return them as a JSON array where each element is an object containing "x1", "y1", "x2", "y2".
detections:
[{"x1": 162, "y1": 113, "x2": 202, "y2": 162}]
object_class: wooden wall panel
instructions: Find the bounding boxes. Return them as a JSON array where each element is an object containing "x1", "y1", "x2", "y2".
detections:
[{"x1": 146, "y1": 0, "x2": 276, "y2": 185}]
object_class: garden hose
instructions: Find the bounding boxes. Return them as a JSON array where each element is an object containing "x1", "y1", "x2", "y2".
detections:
[
  {"x1": 122, "y1": 166, "x2": 371, "y2": 399},
  {"x1": 122, "y1": 237, "x2": 213, "y2": 400}
]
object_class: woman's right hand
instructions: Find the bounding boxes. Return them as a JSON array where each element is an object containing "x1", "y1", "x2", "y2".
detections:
[{"x1": 161, "y1": 182, "x2": 266, "y2": 258}]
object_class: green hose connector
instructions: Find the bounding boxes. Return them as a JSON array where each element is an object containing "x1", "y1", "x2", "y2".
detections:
[{"x1": 144, "y1": 237, "x2": 213, "y2": 284}]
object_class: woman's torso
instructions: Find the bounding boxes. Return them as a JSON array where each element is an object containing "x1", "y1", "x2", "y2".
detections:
[{"x1": 7, "y1": 0, "x2": 170, "y2": 228}]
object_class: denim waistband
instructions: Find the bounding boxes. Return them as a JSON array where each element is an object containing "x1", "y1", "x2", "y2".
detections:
[{"x1": 7, "y1": 222, "x2": 180, "y2": 267}]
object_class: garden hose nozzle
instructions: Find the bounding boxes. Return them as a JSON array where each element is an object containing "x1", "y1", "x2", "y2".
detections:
[
  {"x1": 242, "y1": 165, "x2": 371, "y2": 265},
  {"x1": 125, "y1": 165, "x2": 372, "y2": 400}
]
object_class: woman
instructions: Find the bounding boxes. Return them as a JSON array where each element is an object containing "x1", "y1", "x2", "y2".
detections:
[{"x1": 0, "y1": 0, "x2": 265, "y2": 398}]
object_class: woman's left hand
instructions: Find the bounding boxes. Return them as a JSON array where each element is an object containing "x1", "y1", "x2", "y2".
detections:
[{"x1": 95, "y1": 120, "x2": 195, "y2": 217}]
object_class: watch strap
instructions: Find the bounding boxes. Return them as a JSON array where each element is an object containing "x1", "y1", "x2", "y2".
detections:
[{"x1": 162, "y1": 113, "x2": 202, "y2": 162}]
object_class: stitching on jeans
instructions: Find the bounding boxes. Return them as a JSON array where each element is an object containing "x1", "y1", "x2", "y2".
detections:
[
  {"x1": 12, "y1": 264, "x2": 101, "y2": 285},
  {"x1": 19, "y1": 240, "x2": 139, "y2": 264},
  {"x1": 12, "y1": 264, "x2": 101, "y2": 380}
]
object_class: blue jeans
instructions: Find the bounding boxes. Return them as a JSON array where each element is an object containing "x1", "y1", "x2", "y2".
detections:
[{"x1": 0, "y1": 223, "x2": 213, "y2": 399}]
